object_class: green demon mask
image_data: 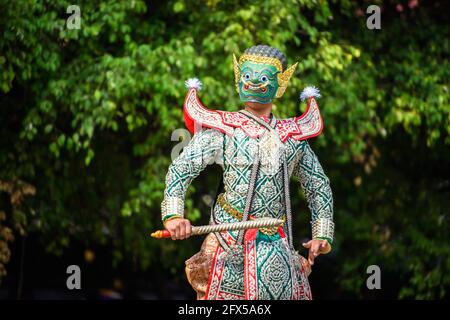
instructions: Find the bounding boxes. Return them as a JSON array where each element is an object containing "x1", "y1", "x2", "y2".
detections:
[{"x1": 233, "y1": 45, "x2": 298, "y2": 104}]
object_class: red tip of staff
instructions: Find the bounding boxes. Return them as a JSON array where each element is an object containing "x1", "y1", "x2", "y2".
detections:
[{"x1": 150, "y1": 230, "x2": 171, "y2": 239}]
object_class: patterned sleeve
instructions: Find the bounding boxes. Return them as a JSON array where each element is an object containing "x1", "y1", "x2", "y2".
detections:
[
  {"x1": 293, "y1": 141, "x2": 335, "y2": 244},
  {"x1": 161, "y1": 128, "x2": 224, "y2": 222}
]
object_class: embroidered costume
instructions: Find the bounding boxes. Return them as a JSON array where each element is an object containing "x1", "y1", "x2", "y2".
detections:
[{"x1": 161, "y1": 45, "x2": 334, "y2": 300}]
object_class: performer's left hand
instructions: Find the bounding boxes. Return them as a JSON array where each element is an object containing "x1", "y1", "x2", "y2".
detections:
[{"x1": 302, "y1": 239, "x2": 330, "y2": 266}]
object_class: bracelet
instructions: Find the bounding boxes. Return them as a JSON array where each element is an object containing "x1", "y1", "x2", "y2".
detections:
[
  {"x1": 161, "y1": 197, "x2": 184, "y2": 220},
  {"x1": 311, "y1": 218, "x2": 334, "y2": 244}
]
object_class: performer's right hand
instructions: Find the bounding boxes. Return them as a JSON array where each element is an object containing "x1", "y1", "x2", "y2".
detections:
[{"x1": 165, "y1": 218, "x2": 192, "y2": 240}]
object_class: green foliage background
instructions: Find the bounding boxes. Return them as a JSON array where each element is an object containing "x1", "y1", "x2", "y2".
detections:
[{"x1": 0, "y1": 0, "x2": 449, "y2": 299}]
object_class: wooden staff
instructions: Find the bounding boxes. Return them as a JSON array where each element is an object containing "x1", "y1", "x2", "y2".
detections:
[{"x1": 150, "y1": 218, "x2": 284, "y2": 239}]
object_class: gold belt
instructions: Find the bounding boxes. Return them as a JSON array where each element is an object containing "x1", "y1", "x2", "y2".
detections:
[{"x1": 217, "y1": 193, "x2": 284, "y2": 236}]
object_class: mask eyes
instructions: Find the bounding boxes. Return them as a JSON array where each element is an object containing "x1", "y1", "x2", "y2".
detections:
[{"x1": 243, "y1": 73, "x2": 251, "y2": 81}]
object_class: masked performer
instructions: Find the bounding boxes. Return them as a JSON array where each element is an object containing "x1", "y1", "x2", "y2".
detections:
[{"x1": 160, "y1": 45, "x2": 334, "y2": 300}]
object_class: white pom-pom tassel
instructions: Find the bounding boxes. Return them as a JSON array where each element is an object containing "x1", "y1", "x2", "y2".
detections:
[
  {"x1": 185, "y1": 78, "x2": 202, "y2": 90},
  {"x1": 299, "y1": 86, "x2": 321, "y2": 101}
]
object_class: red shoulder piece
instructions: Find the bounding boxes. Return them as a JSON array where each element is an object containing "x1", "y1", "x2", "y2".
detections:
[
  {"x1": 274, "y1": 97, "x2": 323, "y2": 142},
  {"x1": 183, "y1": 88, "x2": 264, "y2": 137},
  {"x1": 183, "y1": 88, "x2": 234, "y2": 135},
  {"x1": 183, "y1": 88, "x2": 323, "y2": 142},
  {"x1": 290, "y1": 97, "x2": 324, "y2": 141}
]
